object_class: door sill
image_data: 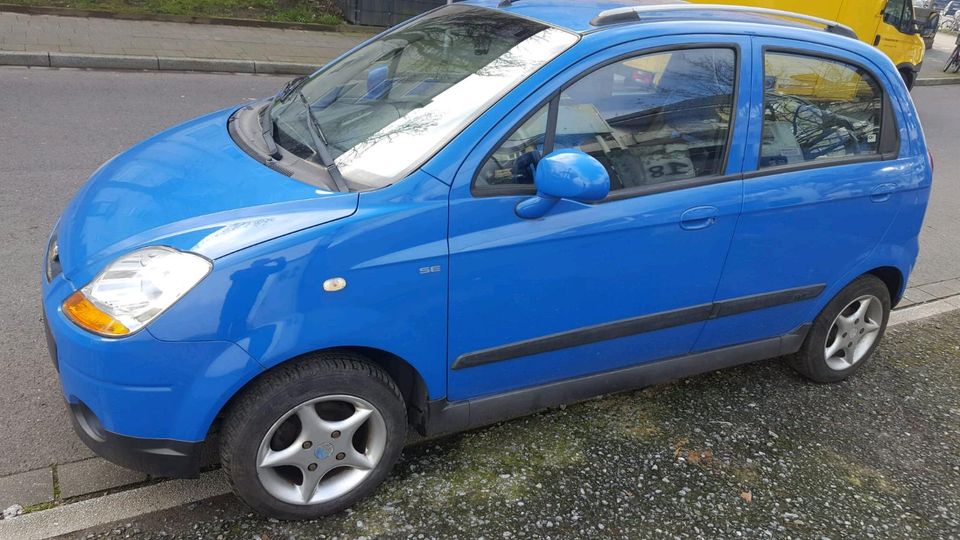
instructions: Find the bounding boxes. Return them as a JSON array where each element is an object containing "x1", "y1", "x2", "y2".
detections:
[{"x1": 423, "y1": 324, "x2": 811, "y2": 436}]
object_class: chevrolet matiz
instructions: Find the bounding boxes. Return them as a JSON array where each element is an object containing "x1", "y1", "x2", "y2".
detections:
[{"x1": 41, "y1": 0, "x2": 932, "y2": 519}]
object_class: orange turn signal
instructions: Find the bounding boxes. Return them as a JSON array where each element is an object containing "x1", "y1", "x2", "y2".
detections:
[{"x1": 63, "y1": 291, "x2": 130, "y2": 337}]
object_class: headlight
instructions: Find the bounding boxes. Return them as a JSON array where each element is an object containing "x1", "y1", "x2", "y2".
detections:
[
  {"x1": 45, "y1": 232, "x2": 61, "y2": 282},
  {"x1": 63, "y1": 247, "x2": 212, "y2": 337}
]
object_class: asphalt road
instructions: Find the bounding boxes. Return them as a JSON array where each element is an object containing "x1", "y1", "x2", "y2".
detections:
[
  {"x1": 911, "y1": 85, "x2": 960, "y2": 286},
  {"x1": 0, "y1": 67, "x2": 288, "y2": 476},
  {"x1": 0, "y1": 67, "x2": 957, "y2": 478}
]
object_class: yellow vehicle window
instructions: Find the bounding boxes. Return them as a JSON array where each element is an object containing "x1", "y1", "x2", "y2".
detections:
[
  {"x1": 882, "y1": 0, "x2": 911, "y2": 29},
  {"x1": 760, "y1": 52, "x2": 882, "y2": 169}
]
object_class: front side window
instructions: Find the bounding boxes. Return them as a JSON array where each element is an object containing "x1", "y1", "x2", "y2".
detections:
[
  {"x1": 760, "y1": 52, "x2": 883, "y2": 169},
  {"x1": 476, "y1": 48, "x2": 737, "y2": 193},
  {"x1": 882, "y1": 0, "x2": 910, "y2": 29},
  {"x1": 270, "y1": 5, "x2": 577, "y2": 190}
]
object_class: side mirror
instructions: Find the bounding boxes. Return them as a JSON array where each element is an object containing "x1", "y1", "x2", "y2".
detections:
[{"x1": 515, "y1": 149, "x2": 610, "y2": 219}]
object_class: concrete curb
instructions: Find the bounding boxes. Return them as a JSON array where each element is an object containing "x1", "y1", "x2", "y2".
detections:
[
  {"x1": 916, "y1": 76, "x2": 960, "y2": 86},
  {"x1": 0, "y1": 3, "x2": 380, "y2": 34},
  {"x1": 889, "y1": 294, "x2": 960, "y2": 327},
  {"x1": 0, "y1": 470, "x2": 229, "y2": 540},
  {"x1": 0, "y1": 50, "x2": 317, "y2": 75}
]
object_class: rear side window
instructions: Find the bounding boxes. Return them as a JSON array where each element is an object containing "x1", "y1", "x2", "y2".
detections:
[
  {"x1": 475, "y1": 48, "x2": 737, "y2": 194},
  {"x1": 760, "y1": 52, "x2": 883, "y2": 169}
]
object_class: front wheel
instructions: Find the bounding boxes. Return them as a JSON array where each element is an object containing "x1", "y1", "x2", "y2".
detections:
[
  {"x1": 220, "y1": 352, "x2": 407, "y2": 520},
  {"x1": 790, "y1": 275, "x2": 890, "y2": 383},
  {"x1": 900, "y1": 69, "x2": 916, "y2": 90}
]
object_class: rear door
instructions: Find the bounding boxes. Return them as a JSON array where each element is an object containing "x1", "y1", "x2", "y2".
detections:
[
  {"x1": 694, "y1": 38, "x2": 912, "y2": 352},
  {"x1": 445, "y1": 37, "x2": 752, "y2": 401}
]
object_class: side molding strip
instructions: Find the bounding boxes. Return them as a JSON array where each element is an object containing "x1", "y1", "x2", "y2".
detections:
[
  {"x1": 425, "y1": 324, "x2": 812, "y2": 436},
  {"x1": 452, "y1": 284, "x2": 824, "y2": 370}
]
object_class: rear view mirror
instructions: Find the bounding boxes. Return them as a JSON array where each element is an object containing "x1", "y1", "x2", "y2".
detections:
[
  {"x1": 515, "y1": 149, "x2": 610, "y2": 219},
  {"x1": 365, "y1": 65, "x2": 391, "y2": 100}
]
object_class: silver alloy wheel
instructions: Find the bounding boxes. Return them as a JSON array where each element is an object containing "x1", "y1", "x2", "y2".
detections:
[
  {"x1": 823, "y1": 294, "x2": 883, "y2": 371},
  {"x1": 256, "y1": 394, "x2": 387, "y2": 505}
]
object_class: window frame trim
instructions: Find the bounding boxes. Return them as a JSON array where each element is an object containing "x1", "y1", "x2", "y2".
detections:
[
  {"x1": 470, "y1": 42, "x2": 744, "y2": 201},
  {"x1": 748, "y1": 46, "x2": 901, "y2": 181}
]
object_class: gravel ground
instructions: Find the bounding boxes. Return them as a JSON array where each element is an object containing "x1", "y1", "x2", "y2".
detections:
[{"x1": 61, "y1": 311, "x2": 960, "y2": 539}]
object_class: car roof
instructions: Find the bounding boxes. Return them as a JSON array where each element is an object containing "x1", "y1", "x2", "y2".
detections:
[
  {"x1": 463, "y1": 0, "x2": 642, "y2": 31},
  {"x1": 455, "y1": 0, "x2": 900, "y2": 92},
  {"x1": 461, "y1": 0, "x2": 852, "y2": 36}
]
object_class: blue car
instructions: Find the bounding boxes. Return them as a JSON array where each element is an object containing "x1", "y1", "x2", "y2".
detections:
[{"x1": 42, "y1": 0, "x2": 931, "y2": 519}]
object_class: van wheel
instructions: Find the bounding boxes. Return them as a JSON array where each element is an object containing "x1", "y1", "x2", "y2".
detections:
[
  {"x1": 900, "y1": 69, "x2": 915, "y2": 91},
  {"x1": 790, "y1": 275, "x2": 890, "y2": 383},
  {"x1": 220, "y1": 352, "x2": 406, "y2": 520}
]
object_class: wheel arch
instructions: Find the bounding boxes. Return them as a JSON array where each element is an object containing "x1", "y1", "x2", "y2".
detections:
[
  {"x1": 337, "y1": 346, "x2": 432, "y2": 435},
  {"x1": 896, "y1": 63, "x2": 917, "y2": 90},
  {"x1": 867, "y1": 266, "x2": 905, "y2": 307},
  {"x1": 212, "y1": 346, "x2": 433, "y2": 441}
]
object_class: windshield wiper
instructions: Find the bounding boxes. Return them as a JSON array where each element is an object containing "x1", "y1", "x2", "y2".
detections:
[
  {"x1": 295, "y1": 90, "x2": 349, "y2": 192},
  {"x1": 260, "y1": 75, "x2": 309, "y2": 160}
]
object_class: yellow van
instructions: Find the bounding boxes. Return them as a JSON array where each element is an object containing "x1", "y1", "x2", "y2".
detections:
[{"x1": 688, "y1": 0, "x2": 926, "y2": 88}]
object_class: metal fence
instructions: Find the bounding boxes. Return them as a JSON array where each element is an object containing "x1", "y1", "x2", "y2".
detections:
[{"x1": 334, "y1": 0, "x2": 446, "y2": 27}]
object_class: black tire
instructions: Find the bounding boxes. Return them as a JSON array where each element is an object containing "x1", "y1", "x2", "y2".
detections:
[
  {"x1": 900, "y1": 69, "x2": 915, "y2": 91},
  {"x1": 220, "y1": 351, "x2": 406, "y2": 520},
  {"x1": 790, "y1": 275, "x2": 891, "y2": 384}
]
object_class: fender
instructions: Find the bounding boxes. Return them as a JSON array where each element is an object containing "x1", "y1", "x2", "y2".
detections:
[
  {"x1": 800, "y1": 183, "x2": 931, "y2": 321},
  {"x1": 148, "y1": 171, "x2": 451, "y2": 406}
]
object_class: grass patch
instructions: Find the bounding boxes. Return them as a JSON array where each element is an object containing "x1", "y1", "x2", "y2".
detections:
[
  {"x1": 5, "y1": 0, "x2": 344, "y2": 25},
  {"x1": 21, "y1": 500, "x2": 56, "y2": 514}
]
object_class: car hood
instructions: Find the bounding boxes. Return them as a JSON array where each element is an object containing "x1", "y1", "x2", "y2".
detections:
[{"x1": 57, "y1": 106, "x2": 358, "y2": 286}]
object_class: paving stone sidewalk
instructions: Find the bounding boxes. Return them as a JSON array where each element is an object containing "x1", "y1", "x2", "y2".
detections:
[{"x1": 0, "y1": 10, "x2": 369, "y2": 67}]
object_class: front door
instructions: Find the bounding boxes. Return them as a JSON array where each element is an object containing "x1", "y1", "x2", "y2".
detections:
[
  {"x1": 875, "y1": 0, "x2": 923, "y2": 67},
  {"x1": 445, "y1": 41, "x2": 751, "y2": 401}
]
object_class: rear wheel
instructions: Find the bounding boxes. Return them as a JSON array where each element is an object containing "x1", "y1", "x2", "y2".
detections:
[
  {"x1": 220, "y1": 352, "x2": 406, "y2": 519},
  {"x1": 790, "y1": 275, "x2": 890, "y2": 383}
]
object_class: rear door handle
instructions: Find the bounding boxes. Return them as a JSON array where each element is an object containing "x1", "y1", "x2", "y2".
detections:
[
  {"x1": 680, "y1": 206, "x2": 720, "y2": 230},
  {"x1": 870, "y1": 183, "x2": 897, "y2": 203}
]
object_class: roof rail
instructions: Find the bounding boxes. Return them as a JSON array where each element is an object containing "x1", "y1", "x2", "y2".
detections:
[{"x1": 590, "y1": 4, "x2": 859, "y2": 40}]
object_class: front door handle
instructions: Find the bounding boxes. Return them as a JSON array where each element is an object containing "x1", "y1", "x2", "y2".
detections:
[
  {"x1": 870, "y1": 183, "x2": 897, "y2": 203},
  {"x1": 680, "y1": 206, "x2": 719, "y2": 231}
]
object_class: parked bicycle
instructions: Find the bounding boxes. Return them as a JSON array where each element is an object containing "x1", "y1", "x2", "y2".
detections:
[{"x1": 945, "y1": 33, "x2": 960, "y2": 72}]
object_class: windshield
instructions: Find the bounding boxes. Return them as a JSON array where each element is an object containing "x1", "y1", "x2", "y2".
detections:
[{"x1": 269, "y1": 5, "x2": 577, "y2": 190}]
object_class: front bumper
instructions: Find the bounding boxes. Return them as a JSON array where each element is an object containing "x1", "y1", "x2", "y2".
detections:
[
  {"x1": 42, "y1": 273, "x2": 263, "y2": 477},
  {"x1": 68, "y1": 400, "x2": 203, "y2": 478}
]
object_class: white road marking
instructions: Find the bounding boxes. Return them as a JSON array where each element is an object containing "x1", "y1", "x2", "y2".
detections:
[{"x1": 0, "y1": 470, "x2": 229, "y2": 540}]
